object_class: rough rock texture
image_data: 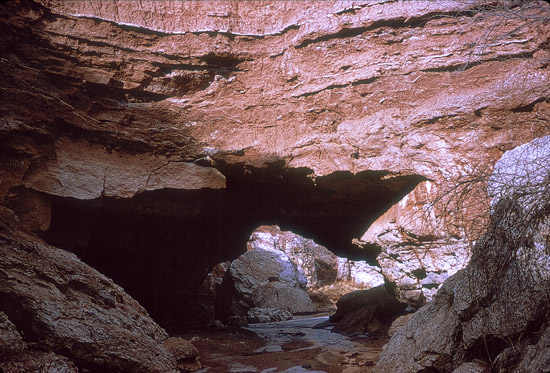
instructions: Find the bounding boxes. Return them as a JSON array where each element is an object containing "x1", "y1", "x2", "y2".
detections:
[
  {"x1": 0, "y1": 311, "x2": 26, "y2": 359},
  {"x1": 0, "y1": 207, "x2": 182, "y2": 372},
  {"x1": 248, "y1": 225, "x2": 339, "y2": 289},
  {"x1": 217, "y1": 243, "x2": 316, "y2": 318},
  {"x1": 163, "y1": 337, "x2": 202, "y2": 373},
  {"x1": 247, "y1": 307, "x2": 293, "y2": 324},
  {"x1": 374, "y1": 136, "x2": 550, "y2": 372},
  {"x1": 387, "y1": 313, "x2": 413, "y2": 338},
  {"x1": 329, "y1": 286, "x2": 408, "y2": 336},
  {"x1": 362, "y1": 181, "x2": 471, "y2": 305},
  {"x1": 1, "y1": 351, "x2": 79, "y2": 373},
  {"x1": 1, "y1": 0, "x2": 550, "y2": 329},
  {"x1": 253, "y1": 282, "x2": 317, "y2": 314},
  {"x1": 248, "y1": 225, "x2": 384, "y2": 290}
]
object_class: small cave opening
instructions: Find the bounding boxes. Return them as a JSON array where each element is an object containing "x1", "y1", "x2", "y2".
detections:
[{"x1": 42, "y1": 164, "x2": 426, "y2": 332}]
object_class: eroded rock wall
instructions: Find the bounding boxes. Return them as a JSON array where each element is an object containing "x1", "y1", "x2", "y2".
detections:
[{"x1": 1, "y1": 0, "x2": 550, "y2": 327}]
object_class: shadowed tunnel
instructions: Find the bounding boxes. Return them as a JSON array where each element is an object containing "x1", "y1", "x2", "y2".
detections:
[{"x1": 42, "y1": 163, "x2": 426, "y2": 331}]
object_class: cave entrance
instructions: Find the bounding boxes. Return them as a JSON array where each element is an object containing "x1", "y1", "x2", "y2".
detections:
[{"x1": 42, "y1": 165, "x2": 425, "y2": 332}]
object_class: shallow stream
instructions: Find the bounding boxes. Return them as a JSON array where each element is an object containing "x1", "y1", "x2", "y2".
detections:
[{"x1": 188, "y1": 315, "x2": 385, "y2": 372}]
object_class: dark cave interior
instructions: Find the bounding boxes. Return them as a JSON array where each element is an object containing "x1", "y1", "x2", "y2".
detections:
[{"x1": 42, "y1": 164, "x2": 425, "y2": 331}]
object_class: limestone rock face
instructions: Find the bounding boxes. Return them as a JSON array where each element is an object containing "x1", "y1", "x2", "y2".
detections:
[
  {"x1": 247, "y1": 225, "x2": 384, "y2": 291},
  {"x1": 362, "y1": 181, "x2": 471, "y2": 305},
  {"x1": 374, "y1": 136, "x2": 550, "y2": 372},
  {"x1": 2, "y1": 0, "x2": 550, "y2": 331},
  {"x1": 0, "y1": 207, "x2": 182, "y2": 372}
]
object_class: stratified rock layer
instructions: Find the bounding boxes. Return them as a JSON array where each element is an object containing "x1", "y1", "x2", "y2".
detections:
[
  {"x1": 1, "y1": 0, "x2": 550, "y2": 329},
  {"x1": 0, "y1": 207, "x2": 181, "y2": 372}
]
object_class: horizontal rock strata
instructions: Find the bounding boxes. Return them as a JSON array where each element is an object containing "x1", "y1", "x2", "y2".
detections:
[{"x1": 1, "y1": 0, "x2": 549, "y2": 330}]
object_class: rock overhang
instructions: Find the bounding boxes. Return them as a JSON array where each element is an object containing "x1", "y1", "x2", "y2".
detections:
[
  {"x1": 34, "y1": 158, "x2": 426, "y2": 330},
  {"x1": 1, "y1": 0, "x2": 550, "y2": 332}
]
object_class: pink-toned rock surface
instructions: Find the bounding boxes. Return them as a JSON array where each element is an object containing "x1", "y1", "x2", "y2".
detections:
[{"x1": 1, "y1": 0, "x2": 550, "y2": 342}]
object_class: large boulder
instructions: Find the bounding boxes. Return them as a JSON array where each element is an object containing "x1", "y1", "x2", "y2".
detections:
[
  {"x1": 217, "y1": 243, "x2": 315, "y2": 318},
  {"x1": 0, "y1": 207, "x2": 184, "y2": 372},
  {"x1": 230, "y1": 246, "x2": 308, "y2": 298},
  {"x1": 374, "y1": 136, "x2": 550, "y2": 372},
  {"x1": 252, "y1": 282, "x2": 316, "y2": 314},
  {"x1": 329, "y1": 286, "x2": 408, "y2": 336}
]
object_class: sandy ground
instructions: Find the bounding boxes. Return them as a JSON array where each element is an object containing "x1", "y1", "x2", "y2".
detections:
[{"x1": 179, "y1": 316, "x2": 387, "y2": 372}]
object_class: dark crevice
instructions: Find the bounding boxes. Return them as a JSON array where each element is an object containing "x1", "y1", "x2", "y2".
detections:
[
  {"x1": 45, "y1": 31, "x2": 150, "y2": 55},
  {"x1": 412, "y1": 268, "x2": 428, "y2": 280},
  {"x1": 296, "y1": 27, "x2": 368, "y2": 48},
  {"x1": 42, "y1": 164, "x2": 426, "y2": 331},
  {"x1": 197, "y1": 53, "x2": 249, "y2": 69},
  {"x1": 297, "y1": 77, "x2": 379, "y2": 98},
  {"x1": 474, "y1": 107, "x2": 486, "y2": 117},
  {"x1": 365, "y1": 10, "x2": 476, "y2": 32},
  {"x1": 65, "y1": 15, "x2": 174, "y2": 37},
  {"x1": 511, "y1": 97, "x2": 546, "y2": 113},
  {"x1": 351, "y1": 77, "x2": 379, "y2": 86}
]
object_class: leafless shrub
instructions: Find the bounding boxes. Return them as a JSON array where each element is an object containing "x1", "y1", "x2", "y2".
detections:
[{"x1": 460, "y1": 0, "x2": 550, "y2": 69}]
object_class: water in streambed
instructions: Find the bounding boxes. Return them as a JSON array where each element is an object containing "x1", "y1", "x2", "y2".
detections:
[{"x1": 187, "y1": 315, "x2": 386, "y2": 372}]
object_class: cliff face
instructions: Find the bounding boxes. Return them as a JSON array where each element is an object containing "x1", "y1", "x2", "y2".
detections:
[{"x1": 1, "y1": 0, "x2": 550, "y2": 330}]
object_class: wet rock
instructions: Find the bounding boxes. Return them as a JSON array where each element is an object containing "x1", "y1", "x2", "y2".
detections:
[
  {"x1": 316, "y1": 350, "x2": 345, "y2": 366},
  {"x1": 163, "y1": 337, "x2": 201, "y2": 372},
  {"x1": 0, "y1": 207, "x2": 179, "y2": 372},
  {"x1": 374, "y1": 137, "x2": 550, "y2": 372},
  {"x1": 247, "y1": 307, "x2": 293, "y2": 324}
]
